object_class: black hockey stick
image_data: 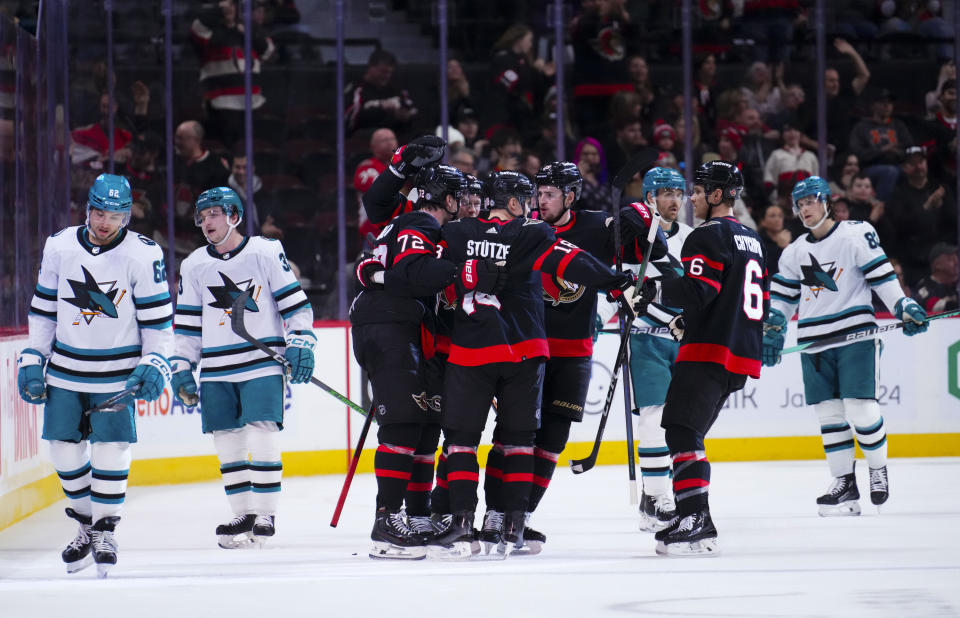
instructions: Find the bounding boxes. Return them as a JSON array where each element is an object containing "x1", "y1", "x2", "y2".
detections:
[
  {"x1": 229, "y1": 290, "x2": 371, "y2": 419},
  {"x1": 83, "y1": 385, "x2": 141, "y2": 415},
  {"x1": 781, "y1": 307, "x2": 960, "y2": 355},
  {"x1": 330, "y1": 402, "x2": 376, "y2": 528}
]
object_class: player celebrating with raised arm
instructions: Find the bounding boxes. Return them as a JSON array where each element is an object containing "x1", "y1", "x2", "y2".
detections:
[
  {"x1": 170, "y1": 187, "x2": 314, "y2": 549},
  {"x1": 17, "y1": 173, "x2": 173, "y2": 577},
  {"x1": 762, "y1": 177, "x2": 928, "y2": 516},
  {"x1": 638, "y1": 161, "x2": 769, "y2": 556}
]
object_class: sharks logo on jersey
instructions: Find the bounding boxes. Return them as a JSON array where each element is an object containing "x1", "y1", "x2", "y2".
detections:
[
  {"x1": 800, "y1": 254, "x2": 841, "y2": 297},
  {"x1": 541, "y1": 272, "x2": 586, "y2": 306},
  {"x1": 64, "y1": 265, "x2": 126, "y2": 325},
  {"x1": 207, "y1": 272, "x2": 260, "y2": 324}
]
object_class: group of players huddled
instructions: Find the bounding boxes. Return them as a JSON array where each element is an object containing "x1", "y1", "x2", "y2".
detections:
[{"x1": 16, "y1": 131, "x2": 932, "y2": 574}]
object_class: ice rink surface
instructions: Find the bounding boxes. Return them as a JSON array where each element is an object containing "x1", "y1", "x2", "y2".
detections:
[{"x1": 1, "y1": 458, "x2": 958, "y2": 618}]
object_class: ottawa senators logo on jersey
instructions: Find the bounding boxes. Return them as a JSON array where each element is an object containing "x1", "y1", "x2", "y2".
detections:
[{"x1": 541, "y1": 272, "x2": 585, "y2": 306}]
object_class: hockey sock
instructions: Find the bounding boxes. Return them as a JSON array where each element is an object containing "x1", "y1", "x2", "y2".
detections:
[
  {"x1": 248, "y1": 422, "x2": 282, "y2": 516},
  {"x1": 483, "y1": 442, "x2": 504, "y2": 512},
  {"x1": 670, "y1": 451, "x2": 710, "y2": 516},
  {"x1": 844, "y1": 398, "x2": 888, "y2": 469},
  {"x1": 89, "y1": 441, "x2": 131, "y2": 522},
  {"x1": 635, "y1": 405, "x2": 672, "y2": 496},
  {"x1": 499, "y1": 429, "x2": 536, "y2": 513},
  {"x1": 443, "y1": 431, "x2": 481, "y2": 514},
  {"x1": 528, "y1": 413, "x2": 572, "y2": 513},
  {"x1": 49, "y1": 440, "x2": 92, "y2": 517},
  {"x1": 405, "y1": 423, "x2": 441, "y2": 516},
  {"x1": 214, "y1": 428, "x2": 252, "y2": 515},
  {"x1": 815, "y1": 400, "x2": 855, "y2": 477},
  {"x1": 374, "y1": 423, "x2": 423, "y2": 511},
  {"x1": 430, "y1": 452, "x2": 450, "y2": 514}
]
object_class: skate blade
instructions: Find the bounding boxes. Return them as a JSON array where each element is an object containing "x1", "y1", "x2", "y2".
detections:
[
  {"x1": 655, "y1": 537, "x2": 720, "y2": 557},
  {"x1": 426, "y1": 541, "x2": 475, "y2": 561},
  {"x1": 480, "y1": 540, "x2": 500, "y2": 555},
  {"x1": 66, "y1": 553, "x2": 94, "y2": 574},
  {"x1": 507, "y1": 540, "x2": 542, "y2": 556},
  {"x1": 369, "y1": 541, "x2": 427, "y2": 560},
  {"x1": 218, "y1": 533, "x2": 256, "y2": 549},
  {"x1": 95, "y1": 563, "x2": 114, "y2": 579},
  {"x1": 818, "y1": 501, "x2": 861, "y2": 517}
]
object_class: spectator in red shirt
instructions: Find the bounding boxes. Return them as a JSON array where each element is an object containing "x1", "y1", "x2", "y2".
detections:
[
  {"x1": 354, "y1": 128, "x2": 398, "y2": 247},
  {"x1": 70, "y1": 92, "x2": 133, "y2": 167}
]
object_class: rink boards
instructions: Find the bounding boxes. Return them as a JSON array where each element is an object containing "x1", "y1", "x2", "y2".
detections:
[{"x1": 3, "y1": 318, "x2": 959, "y2": 530}]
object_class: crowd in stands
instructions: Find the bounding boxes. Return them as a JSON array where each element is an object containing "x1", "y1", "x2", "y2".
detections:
[{"x1": 56, "y1": 0, "x2": 960, "y2": 318}]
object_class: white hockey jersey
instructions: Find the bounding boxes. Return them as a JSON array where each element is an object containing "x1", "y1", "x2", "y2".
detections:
[
  {"x1": 769, "y1": 220, "x2": 905, "y2": 349},
  {"x1": 28, "y1": 226, "x2": 174, "y2": 393},
  {"x1": 174, "y1": 236, "x2": 312, "y2": 383}
]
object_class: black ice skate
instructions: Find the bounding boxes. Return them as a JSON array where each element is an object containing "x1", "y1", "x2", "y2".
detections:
[
  {"x1": 478, "y1": 509, "x2": 504, "y2": 555},
  {"x1": 496, "y1": 510, "x2": 526, "y2": 557},
  {"x1": 869, "y1": 466, "x2": 889, "y2": 508},
  {"x1": 369, "y1": 509, "x2": 427, "y2": 560},
  {"x1": 91, "y1": 516, "x2": 121, "y2": 578},
  {"x1": 407, "y1": 514, "x2": 438, "y2": 543},
  {"x1": 216, "y1": 514, "x2": 256, "y2": 549},
  {"x1": 252, "y1": 515, "x2": 275, "y2": 546},
  {"x1": 817, "y1": 468, "x2": 861, "y2": 517},
  {"x1": 655, "y1": 509, "x2": 719, "y2": 557},
  {"x1": 62, "y1": 508, "x2": 93, "y2": 574},
  {"x1": 639, "y1": 492, "x2": 677, "y2": 532},
  {"x1": 426, "y1": 511, "x2": 479, "y2": 560},
  {"x1": 429, "y1": 512, "x2": 452, "y2": 537},
  {"x1": 509, "y1": 512, "x2": 545, "y2": 556}
]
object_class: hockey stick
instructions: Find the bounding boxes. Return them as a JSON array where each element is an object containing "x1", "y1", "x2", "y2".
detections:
[
  {"x1": 83, "y1": 385, "x2": 141, "y2": 415},
  {"x1": 781, "y1": 308, "x2": 960, "y2": 355},
  {"x1": 330, "y1": 402, "x2": 376, "y2": 528},
  {"x1": 229, "y1": 290, "x2": 371, "y2": 419},
  {"x1": 600, "y1": 326, "x2": 671, "y2": 336}
]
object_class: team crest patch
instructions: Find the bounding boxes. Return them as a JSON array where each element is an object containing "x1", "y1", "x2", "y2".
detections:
[
  {"x1": 413, "y1": 392, "x2": 442, "y2": 413},
  {"x1": 207, "y1": 272, "x2": 260, "y2": 324},
  {"x1": 801, "y1": 254, "x2": 841, "y2": 297},
  {"x1": 378, "y1": 404, "x2": 387, "y2": 416},
  {"x1": 541, "y1": 272, "x2": 585, "y2": 306},
  {"x1": 65, "y1": 265, "x2": 125, "y2": 324}
]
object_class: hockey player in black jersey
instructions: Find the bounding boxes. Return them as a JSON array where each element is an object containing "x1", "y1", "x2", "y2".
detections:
[
  {"x1": 641, "y1": 161, "x2": 769, "y2": 556},
  {"x1": 427, "y1": 171, "x2": 643, "y2": 559},
  {"x1": 478, "y1": 162, "x2": 668, "y2": 554},
  {"x1": 351, "y1": 163, "x2": 507, "y2": 559}
]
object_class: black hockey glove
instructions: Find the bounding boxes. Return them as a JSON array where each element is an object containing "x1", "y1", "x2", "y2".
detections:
[
  {"x1": 356, "y1": 256, "x2": 385, "y2": 290},
  {"x1": 606, "y1": 272, "x2": 639, "y2": 323},
  {"x1": 456, "y1": 259, "x2": 508, "y2": 296},
  {"x1": 389, "y1": 135, "x2": 446, "y2": 178},
  {"x1": 634, "y1": 277, "x2": 659, "y2": 316}
]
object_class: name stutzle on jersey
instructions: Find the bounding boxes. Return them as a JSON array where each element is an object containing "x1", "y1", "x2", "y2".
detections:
[
  {"x1": 27, "y1": 227, "x2": 173, "y2": 392},
  {"x1": 769, "y1": 221, "x2": 902, "y2": 349},
  {"x1": 174, "y1": 236, "x2": 312, "y2": 382}
]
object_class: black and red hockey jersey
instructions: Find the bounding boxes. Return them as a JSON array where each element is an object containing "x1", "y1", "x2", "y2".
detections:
[
  {"x1": 362, "y1": 168, "x2": 416, "y2": 230},
  {"x1": 545, "y1": 204, "x2": 667, "y2": 357},
  {"x1": 661, "y1": 215, "x2": 769, "y2": 378},
  {"x1": 440, "y1": 215, "x2": 629, "y2": 367}
]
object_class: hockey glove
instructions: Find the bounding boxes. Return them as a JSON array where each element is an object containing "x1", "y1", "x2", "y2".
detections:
[
  {"x1": 894, "y1": 297, "x2": 928, "y2": 336},
  {"x1": 16, "y1": 348, "x2": 47, "y2": 403},
  {"x1": 126, "y1": 353, "x2": 172, "y2": 402},
  {"x1": 170, "y1": 356, "x2": 199, "y2": 407},
  {"x1": 632, "y1": 277, "x2": 660, "y2": 317},
  {"x1": 457, "y1": 259, "x2": 508, "y2": 296},
  {"x1": 761, "y1": 308, "x2": 787, "y2": 367},
  {"x1": 593, "y1": 313, "x2": 605, "y2": 343},
  {"x1": 356, "y1": 256, "x2": 385, "y2": 290},
  {"x1": 284, "y1": 330, "x2": 317, "y2": 384},
  {"x1": 389, "y1": 135, "x2": 445, "y2": 178},
  {"x1": 606, "y1": 272, "x2": 640, "y2": 323}
]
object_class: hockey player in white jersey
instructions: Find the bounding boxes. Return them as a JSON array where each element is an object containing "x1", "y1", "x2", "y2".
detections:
[
  {"x1": 16, "y1": 173, "x2": 174, "y2": 577},
  {"x1": 763, "y1": 176, "x2": 928, "y2": 515},
  {"x1": 597, "y1": 167, "x2": 690, "y2": 531},
  {"x1": 170, "y1": 187, "x2": 315, "y2": 549}
]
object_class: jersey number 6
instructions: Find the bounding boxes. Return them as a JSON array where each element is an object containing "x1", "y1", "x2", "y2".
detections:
[{"x1": 742, "y1": 259, "x2": 764, "y2": 321}]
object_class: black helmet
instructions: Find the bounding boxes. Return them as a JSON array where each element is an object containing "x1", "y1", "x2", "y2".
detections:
[
  {"x1": 535, "y1": 161, "x2": 583, "y2": 202},
  {"x1": 466, "y1": 174, "x2": 484, "y2": 197},
  {"x1": 490, "y1": 171, "x2": 535, "y2": 210},
  {"x1": 416, "y1": 164, "x2": 468, "y2": 207},
  {"x1": 694, "y1": 160, "x2": 744, "y2": 202}
]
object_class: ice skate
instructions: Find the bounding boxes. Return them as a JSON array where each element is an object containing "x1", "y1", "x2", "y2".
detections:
[
  {"x1": 496, "y1": 510, "x2": 526, "y2": 558},
  {"x1": 638, "y1": 492, "x2": 677, "y2": 532},
  {"x1": 817, "y1": 471, "x2": 861, "y2": 517},
  {"x1": 426, "y1": 511, "x2": 478, "y2": 560},
  {"x1": 478, "y1": 509, "x2": 504, "y2": 555},
  {"x1": 61, "y1": 508, "x2": 93, "y2": 574},
  {"x1": 429, "y1": 512, "x2": 453, "y2": 536},
  {"x1": 407, "y1": 514, "x2": 438, "y2": 543},
  {"x1": 216, "y1": 514, "x2": 256, "y2": 549},
  {"x1": 369, "y1": 509, "x2": 427, "y2": 560},
  {"x1": 91, "y1": 516, "x2": 120, "y2": 578},
  {"x1": 508, "y1": 513, "x2": 545, "y2": 556},
  {"x1": 869, "y1": 466, "x2": 889, "y2": 508},
  {"x1": 252, "y1": 515, "x2": 275, "y2": 547},
  {"x1": 655, "y1": 509, "x2": 719, "y2": 557}
]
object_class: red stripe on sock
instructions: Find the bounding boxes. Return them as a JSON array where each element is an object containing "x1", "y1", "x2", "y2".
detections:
[
  {"x1": 532, "y1": 475, "x2": 551, "y2": 488},
  {"x1": 447, "y1": 471, "x2": 479, "y2": 482},
  {"x1": 534, "y1": 448, "x2": 560, "y2": 462},
  {"x1": 377, "y1": 444, "x2": 415, "y2": 456},
  {"x1": 436, "y1": 479, "x2": 448, "y2": 489},
  {"x1": 406, "y1": 482, "x2": 433, "y2": 492},
  {"x1": 673, "y1": 479, "x2": 709, "y2": 490},
  {"x1": 375, "y1": 469, "x2": 411, "y2": 480},
  {"x1": 502, "y1": 473, "x2": 534, "y2": 483},
  {"x1": 485, "y1": 467, "x2": 503, "y2": 479}
]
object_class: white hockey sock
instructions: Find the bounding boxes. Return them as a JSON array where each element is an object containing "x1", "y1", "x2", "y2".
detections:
[
  {"x1": 213, "y1": 428, "x2": 253, "y2": 516},
  {"x1": 815, "y1": 400, "x2": 855, "y2": 477},
  {"x1": 844, "y1": 398, "x2": 888, "y2": 469},
  {"x1": 49, "y1": 440, "x2": 92, "y2": 517},
  {"x1": 90, "y1": 441, "x2": 131, "y2": 522},
  {"x1": 635, "y1": 405, "x2": 672, "y2": 496},
  {"x1": 247, "y1": 422, "x2": 282, "y2": 517}
]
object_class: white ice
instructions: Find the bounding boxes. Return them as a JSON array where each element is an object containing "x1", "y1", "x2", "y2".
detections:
[{"x1": 1, "y1": 458, "x2": 958, "y2": 617}]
